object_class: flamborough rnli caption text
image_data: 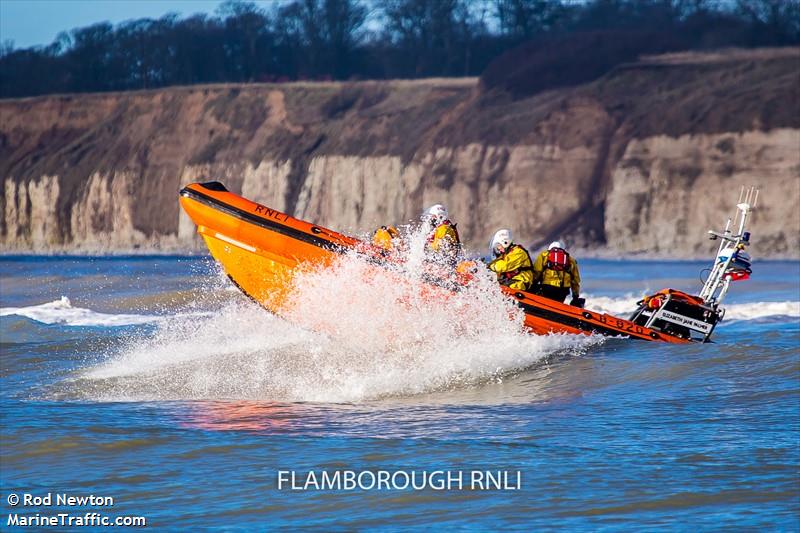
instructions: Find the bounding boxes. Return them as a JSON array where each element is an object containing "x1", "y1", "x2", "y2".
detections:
[{"x1": 278, "y1": 470, "x2": 522, "y2": 491}]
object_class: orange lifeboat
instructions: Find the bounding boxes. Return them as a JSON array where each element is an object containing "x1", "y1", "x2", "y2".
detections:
[{"x1": 180, "y1": 182, "x2": 714, "y2": 344}]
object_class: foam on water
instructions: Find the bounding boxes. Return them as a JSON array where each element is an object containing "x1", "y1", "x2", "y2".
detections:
[
  {"x1": 722, "y1": 301, "x2": 800, "y2": 321},
  {"x1": 0, "y1": 296, "x2": 161, "y2": 326}
]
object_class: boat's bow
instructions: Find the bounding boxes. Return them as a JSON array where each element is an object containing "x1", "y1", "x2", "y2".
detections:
[{"x1": 179, "y1": 181, "x2": 359, "y2": 311}]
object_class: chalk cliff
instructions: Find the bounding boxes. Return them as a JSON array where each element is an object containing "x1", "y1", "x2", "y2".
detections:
[{"x1": 1, "y1": 48, "x2": 798, "y2": 257}]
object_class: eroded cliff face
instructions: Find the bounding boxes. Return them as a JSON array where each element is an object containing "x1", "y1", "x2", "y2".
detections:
[
  {"x1": 606, "y1": 129, "x2": 800, "y2": 255},
  {"x1": 1, "y1": 48, "x2": 798, "y2": 257}
]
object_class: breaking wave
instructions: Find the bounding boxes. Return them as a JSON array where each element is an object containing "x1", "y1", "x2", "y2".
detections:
[
  {"x1": 0, "y1": 296, "x2": 163, "y2": 327},
  {"x1": 0, "y1": 296, "x2": 215, "y2": 327},
  {"x1": 722, "y1": 301, "x2": 800, "y2": 321}
]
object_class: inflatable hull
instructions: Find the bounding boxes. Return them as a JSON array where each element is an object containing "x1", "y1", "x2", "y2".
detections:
[{"x1": 180, "y1": 182, "x2": 690, "y2": 344}]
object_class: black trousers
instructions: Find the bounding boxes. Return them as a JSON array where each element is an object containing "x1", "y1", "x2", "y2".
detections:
[{"x1": 538, "y1": 285, "x2": 571, "y2": 303}]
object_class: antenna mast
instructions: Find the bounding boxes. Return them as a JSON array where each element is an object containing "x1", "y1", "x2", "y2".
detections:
[{"x1": 699, "y1": 186, "x2": 758, "y2": 307}]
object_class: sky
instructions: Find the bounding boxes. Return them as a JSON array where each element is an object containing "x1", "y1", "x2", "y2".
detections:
[{"x1": 0, "y1": 0, "x2": 283, "y2": 49}]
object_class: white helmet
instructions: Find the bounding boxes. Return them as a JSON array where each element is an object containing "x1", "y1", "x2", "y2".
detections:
[
  {"x1": 491, "y1": 229, "x2": 513, "y2": 255},
  {"x1": 422, "y1": 204, "x2": 448, "y2": 226},
  {"x1": 548, "y1": 241, "x2": 565, "y2": 250}
]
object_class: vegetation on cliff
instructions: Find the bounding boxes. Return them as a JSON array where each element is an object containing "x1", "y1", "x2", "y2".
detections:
[{"x1": 2, "y1": 0, "x2": 799, "y2": 98}]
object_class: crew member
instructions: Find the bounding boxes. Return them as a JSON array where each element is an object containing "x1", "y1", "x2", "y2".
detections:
[
  {"x1": 487, "y1": 229, "x2": 534, "y2": 291},
  {"x1": 422, "y1": 204, "x2": 461, "y2": 266},
  {"x1": 372, "y1": 225, "x2": 400, "y2": 252},
  {"x1": 532, "y1": 241, "x2": 581, "y2": 304}
]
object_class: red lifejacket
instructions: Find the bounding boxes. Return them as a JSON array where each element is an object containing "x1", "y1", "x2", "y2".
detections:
[{"x1": 546, "y1": 247, "x2": 570, "y2": 272}]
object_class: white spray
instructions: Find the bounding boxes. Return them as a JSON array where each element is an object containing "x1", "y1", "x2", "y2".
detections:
[{"x1": 76, "y1": 225, "x2": 601, "y2": 402}]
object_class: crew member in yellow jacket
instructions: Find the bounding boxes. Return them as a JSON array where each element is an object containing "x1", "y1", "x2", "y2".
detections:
[
  {"x1": 487, "y1": 229, "x2": 534, "y2": 291},
  {"x1": 532, "y1": 241, "x2": 581, "y2": 303},
  {"x1": 422, "y1": 204, "x2": 461, "y2": 267},
  {"x1": 372, "y1": 225, "x2": 400, "y2": 252}
]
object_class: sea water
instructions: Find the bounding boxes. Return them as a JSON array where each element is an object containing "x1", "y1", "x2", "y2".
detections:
[{"x1": 1, "y1": 255, "x2": 798, "y2": 529}]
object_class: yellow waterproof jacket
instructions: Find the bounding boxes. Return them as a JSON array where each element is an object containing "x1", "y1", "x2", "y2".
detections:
[
  {"x1": 428, "y1": 222, "x2": 460, "y2": 253},
  {"x1": 372, "y1": 226, "x2": 398, "y2": 251},
  {"x1": 488, "y1": 244, "x2": 534, "y2": 290},
  {"x1": 533, "y1": 249, "x2": 581, "y2": 295},
  {"x1": 426, "y1": 222, "x2": 461, "y2": 266}
]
